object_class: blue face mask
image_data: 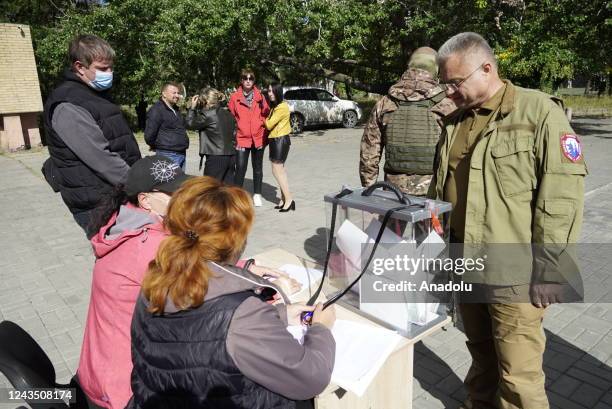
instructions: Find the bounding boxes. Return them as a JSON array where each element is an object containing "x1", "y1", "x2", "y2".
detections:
[{"x1": 88, "y1": 70, "x2": 113, "y2": 91}]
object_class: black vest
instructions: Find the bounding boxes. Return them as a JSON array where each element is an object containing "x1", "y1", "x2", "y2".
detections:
[
  {"x1": 43, "y1": 71, "x2": 141, "y2": 213},
  {"x1": 129, "y1": 291, "x2": 296, "y2": 409}
]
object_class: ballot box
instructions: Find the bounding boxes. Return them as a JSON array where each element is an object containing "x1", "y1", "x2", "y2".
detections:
[{"x1": 321, "y1": 182, "x2": 453, "y2": 338}]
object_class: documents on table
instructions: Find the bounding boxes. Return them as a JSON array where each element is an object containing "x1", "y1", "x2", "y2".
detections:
[
  {"x1": 286, "y1": 319, "x2": 403, "y2": 397},
  {"x1": 278, "y1": 264, "x2": 324, "y2": 296}
]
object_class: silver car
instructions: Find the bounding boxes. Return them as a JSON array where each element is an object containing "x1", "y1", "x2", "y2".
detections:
[{"x1": 283, "y1": 87, "x2": 362, "y2": 134}]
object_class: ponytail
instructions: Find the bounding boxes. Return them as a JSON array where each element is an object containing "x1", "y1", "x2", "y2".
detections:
[{"x1": 142, "y1": 177, "x2": 254, "y2": 314}]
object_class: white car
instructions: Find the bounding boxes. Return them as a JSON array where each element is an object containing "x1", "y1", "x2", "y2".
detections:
[{"x1": 283, "y1": 87, "x2": 362, "y2": 133}]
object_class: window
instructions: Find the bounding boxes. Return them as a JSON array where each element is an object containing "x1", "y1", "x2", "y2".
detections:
[
  {"x1": 313, "y1": 89, "x2": 334, "y2": 101},
  {"x1": 284, "y1": 89, "x2": 302, "y2": 100}
]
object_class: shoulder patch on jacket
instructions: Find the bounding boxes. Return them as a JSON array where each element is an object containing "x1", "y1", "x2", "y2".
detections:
[{"x1": 560, "y1": 133, "x2": 583, "y2": 163}]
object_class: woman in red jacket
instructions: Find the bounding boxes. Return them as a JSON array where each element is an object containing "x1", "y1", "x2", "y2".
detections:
[{"x1": 228, "y1": 68, "x2": 270, "y2": 207}]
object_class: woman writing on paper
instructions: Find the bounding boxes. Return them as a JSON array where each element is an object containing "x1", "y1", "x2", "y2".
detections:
[
  {"x1": 79, "y1": 158, "x2": 300, "y2": 409},
  {"x1": 128, "y1": 177, "x2": 336, "y2": 409}
]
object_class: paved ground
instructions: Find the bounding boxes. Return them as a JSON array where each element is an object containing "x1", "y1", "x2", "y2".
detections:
[{"x1": 0, "y1": 117, "x2": 611, "y2": 408}]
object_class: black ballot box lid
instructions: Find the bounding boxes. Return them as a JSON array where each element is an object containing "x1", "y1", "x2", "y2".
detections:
[{"x1": 324, "y1": 186, "x2": 452, "y2": 223}]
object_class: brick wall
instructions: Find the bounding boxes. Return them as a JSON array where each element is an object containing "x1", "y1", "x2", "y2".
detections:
[{"x1": 0, "y1": 24, "x2": 44, "y2": 115}]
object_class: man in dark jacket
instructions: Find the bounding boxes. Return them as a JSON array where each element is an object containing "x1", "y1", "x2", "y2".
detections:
[
  {"x1": 144, "y1": 82, "x2": 189, "y2": 169},
  {"x1": 42, "y1": 34, "x2": 141, "y2": 238}
]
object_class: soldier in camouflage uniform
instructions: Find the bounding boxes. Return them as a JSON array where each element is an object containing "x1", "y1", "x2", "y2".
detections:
[{"x1": 359, "y1": 47, "x2": 456, "y2": 195}]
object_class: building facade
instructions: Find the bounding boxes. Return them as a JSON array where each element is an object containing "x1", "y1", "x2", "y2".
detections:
[{"x1": 0, "y1": 24, "x2": 43, "y2": 152}]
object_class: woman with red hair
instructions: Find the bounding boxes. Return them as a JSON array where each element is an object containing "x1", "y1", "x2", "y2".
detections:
[{"x1": 128, "y1": 177, "x2": 335, "y2": 409}]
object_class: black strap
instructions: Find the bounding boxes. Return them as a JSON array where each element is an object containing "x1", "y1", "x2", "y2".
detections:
[
  {"x1": 322, "y1": 205, "x2": 410, "y2": 309},
  {"x1": 306, "y1": 188, "x2": 353, "y2": 305},
  {"x1": 199, "y1": 155, "x2": 204, "y2": 171},
  {"x1": 241, "y1": 258, "x2": 256, "y2": 275}
]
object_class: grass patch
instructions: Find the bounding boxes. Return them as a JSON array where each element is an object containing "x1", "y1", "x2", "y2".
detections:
[{"x1": 561, "y1": 95, "x2": 612, "y2": 110}]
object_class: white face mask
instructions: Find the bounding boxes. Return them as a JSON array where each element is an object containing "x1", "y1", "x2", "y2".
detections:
[{"x1": 88, "y1": 70, "x2": 113, "y2": 91}]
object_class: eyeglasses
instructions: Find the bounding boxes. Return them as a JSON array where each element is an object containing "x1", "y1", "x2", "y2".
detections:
[
  {"x1": 241, "y1": 75, "x2": 255, "y2": 82},
  {"x1": 441, "y1": 63, "x2": 484, "y2": 92}
]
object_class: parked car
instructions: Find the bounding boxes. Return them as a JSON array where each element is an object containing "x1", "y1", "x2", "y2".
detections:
[{"x1": 283, "y1": 87, "x2": 362, "y2": 134}]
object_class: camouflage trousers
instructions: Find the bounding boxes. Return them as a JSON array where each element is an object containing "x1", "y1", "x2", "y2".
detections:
[{"x1": 384, "y1": 173, "x2": 432, "y2": 196}]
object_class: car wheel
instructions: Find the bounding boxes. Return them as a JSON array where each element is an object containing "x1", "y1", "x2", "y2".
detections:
[
  {"x1": 342, "y1": 110, "x2": 358, "y2": 128},
  {"x1": 290, "y1": 113, "x2": 304, "y2": 134}
]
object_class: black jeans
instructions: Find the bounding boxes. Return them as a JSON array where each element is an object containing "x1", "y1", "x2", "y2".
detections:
[
  {"x1": 234, "y1": 146, "x2": 265, "y2": 194},
  {"x1": 204, "y1": 155, "x2": 235, "y2": 184}
]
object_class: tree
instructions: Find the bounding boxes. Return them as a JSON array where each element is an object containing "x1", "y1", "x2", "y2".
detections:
[{"x1": 9, "y1": 0, "x2": 611, "y2": 113}]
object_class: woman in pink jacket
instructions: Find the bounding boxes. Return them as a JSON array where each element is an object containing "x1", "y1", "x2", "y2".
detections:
[
  {"x1": 228, "y1": 68, "x2": 270, "y2": 207},
  {"x1": 77, "y1": 156, "x2": 189, "y2": 409},
  {"x1": 77, "y1": 157, "x2": 299, "y2": 409}
]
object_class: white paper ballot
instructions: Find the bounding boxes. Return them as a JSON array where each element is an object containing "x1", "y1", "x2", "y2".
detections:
[
  {"x1": 417, "y1": 230, "x2": 446, "y2": 259},
  {"x1": 286, "y1": 325, "x2": 306, "y2": 345},
  {"x1": 330, "y1": 320, "x2": 403, "y2": 396},
  {"x1": 364, "y1": 217, "x2": 408, "y2": 245},
  {"x1": 336, "y1": 219, "x2": 369, "y2": 266},
  {"x1": 278, "y1": 264, "x2": 324, "y2": 295},
  {"x1": 286, "y1": 320, "x2": 404, "y2": 396}
]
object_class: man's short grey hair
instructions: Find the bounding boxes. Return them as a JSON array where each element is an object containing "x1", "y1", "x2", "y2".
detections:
[{"x1": 438, "y1": 32, "x2": 496, "y2": 68}]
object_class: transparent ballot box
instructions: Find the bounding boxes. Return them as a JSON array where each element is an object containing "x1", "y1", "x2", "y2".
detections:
[{"x1": 319, "y1": 182, "x2": 452, "y2": 339}]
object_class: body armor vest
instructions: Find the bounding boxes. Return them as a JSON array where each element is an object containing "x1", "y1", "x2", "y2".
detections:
[{"x1": 384, "y1": 93, "x2": 444, "y2": 175}]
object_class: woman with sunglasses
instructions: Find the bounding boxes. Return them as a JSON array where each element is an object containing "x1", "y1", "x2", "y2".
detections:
[
  {"x1": 228, "y1": 68, "x2": 270, "y2": 207},
  {"x1": 265, "y1": 82, "x2": 295, "y2": 212},
  {"x1": 128, "y1": 177, "x2": 336, "y2": 409}
]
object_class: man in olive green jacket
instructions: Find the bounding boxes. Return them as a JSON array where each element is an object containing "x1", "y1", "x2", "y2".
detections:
[{"x1": 429, "y1": 32, "x2": 586, "y2": 409}]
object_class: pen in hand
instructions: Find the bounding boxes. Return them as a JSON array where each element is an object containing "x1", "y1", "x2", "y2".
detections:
[{"x1": 300, "y1": 304, "x2": 336, "y2": 328}]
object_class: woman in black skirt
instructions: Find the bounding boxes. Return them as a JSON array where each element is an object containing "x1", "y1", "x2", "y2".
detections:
[{"x1": 265, "y1": 83, "x2": 295, "y2": 212}]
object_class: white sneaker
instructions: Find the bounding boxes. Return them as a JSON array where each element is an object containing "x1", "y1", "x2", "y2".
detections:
[{"x1": 253, "y1": 194, "x2": 263, "y2": 207}]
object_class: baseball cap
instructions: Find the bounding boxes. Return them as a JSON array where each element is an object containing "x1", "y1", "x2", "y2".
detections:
[{"x1": 125, "y1": 156, "x2": 191, "y2": 197}]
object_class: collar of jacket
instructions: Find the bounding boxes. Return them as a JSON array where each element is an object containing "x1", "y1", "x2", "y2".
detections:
[
  {"x1": 158, "y1": 98, "x2": 178, "y2": 112},
  {"x1": 442, "y1": 79, "x2": 516, "y2": 126},
  {"x1": 237, "y1": 85, "x2": 263, "y2": 105},
  {"x1": 498, "y1": 79, "x2": 516, "y2": 117}
]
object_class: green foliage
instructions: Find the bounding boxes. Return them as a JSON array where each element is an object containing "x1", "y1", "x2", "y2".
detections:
[{"x1": 4, "y1": 0, "x2": 609, "y2": 104}]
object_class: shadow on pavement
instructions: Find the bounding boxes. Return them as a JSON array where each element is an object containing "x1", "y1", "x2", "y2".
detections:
[
  {"x1": 242, "y1": 178, "x2": 279, "y2": 204},
  {"x1": 303, "y1": 227, "x2": 327, "y2": 265},
  {"x1": 571, "y1": 119, "x2": 612, "y2": 139},
  {"x1": 413, "y1": 322, "x2": 612, "y2": 408}
]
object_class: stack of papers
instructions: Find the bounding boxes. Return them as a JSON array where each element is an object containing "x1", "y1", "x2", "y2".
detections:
[
  {"x1": 330, "y1": 320, "x2": 403, "y2": 396},
  {"x1": 286, "y1": 319, "x2": 403, "y2": 397}
]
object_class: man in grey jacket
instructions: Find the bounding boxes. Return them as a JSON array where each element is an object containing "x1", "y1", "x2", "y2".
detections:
[{"x1": 43, "y1": 34, "x2": 141, "y2": 238}]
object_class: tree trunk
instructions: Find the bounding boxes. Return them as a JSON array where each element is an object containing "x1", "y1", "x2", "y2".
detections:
[
  {"x1": 345, "y1": 82, "x2": 353, "y2": 100},
  {"x1": 585, "y1": 79, "x2": 591, "y2": 95},
  {"x1": 136, "y1": 97, "x2": 147, "y2": 131}
]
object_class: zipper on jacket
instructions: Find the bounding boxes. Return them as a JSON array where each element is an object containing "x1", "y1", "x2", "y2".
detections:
[{"x1": 141, "y1": 227, "x2": 149, "y2": 243}]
